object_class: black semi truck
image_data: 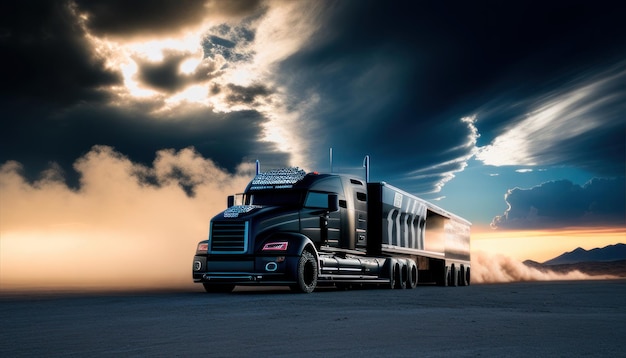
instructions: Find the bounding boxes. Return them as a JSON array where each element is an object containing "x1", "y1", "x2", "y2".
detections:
[{"x1": 192, "y1": 165, "x2": 471, "y2": 293}]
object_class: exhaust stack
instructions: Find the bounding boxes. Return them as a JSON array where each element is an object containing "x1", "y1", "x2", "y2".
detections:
[{"x1": 329, "y1": 147, "x2": 333, "y2": 173}]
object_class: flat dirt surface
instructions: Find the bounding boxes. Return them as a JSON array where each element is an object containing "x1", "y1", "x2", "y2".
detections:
[{"x1": 2, "y1": 280, "x2": 625, "y2": 357}]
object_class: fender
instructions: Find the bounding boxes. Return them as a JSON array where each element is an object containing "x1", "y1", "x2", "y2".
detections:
[
  {"x1": 258, "y1": 232, "x2": 319, "y2": 258},
  {"x1": 259, "y1": 232, "x2": 319, "y2": 283}
]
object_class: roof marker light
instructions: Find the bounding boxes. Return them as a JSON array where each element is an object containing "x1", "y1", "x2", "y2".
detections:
[{"x1": 251, "y1": 167, "x2": 306, "y2": 186}]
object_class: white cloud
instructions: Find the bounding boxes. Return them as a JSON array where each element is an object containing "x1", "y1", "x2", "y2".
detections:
[{"x1": 476, "y1": 64, "x2": 626, "y2": 168}]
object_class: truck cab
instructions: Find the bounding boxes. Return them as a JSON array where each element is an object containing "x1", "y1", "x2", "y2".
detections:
[{"x1": 192, "y1": 168, "x2": 371, "y2": 292}]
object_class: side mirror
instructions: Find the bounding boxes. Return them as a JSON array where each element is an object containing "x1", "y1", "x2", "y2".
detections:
[
  {"x1": 327, "y1": 194, "x2": 339, "y2": 212},
  {"x1": 227, "y1": 195, "x2": 235, "y2": 208}
]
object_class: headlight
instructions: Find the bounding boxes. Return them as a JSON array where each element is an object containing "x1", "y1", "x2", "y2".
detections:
[
  {"x1": 262, "y1": 241, "x2": 288, "y2": 251},
  {"x1": 196, "y1": 242, "x2": 208, "y2": 254}
]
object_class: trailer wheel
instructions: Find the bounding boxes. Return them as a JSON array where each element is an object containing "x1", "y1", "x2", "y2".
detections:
[
  {"x1": 466, "y1": 267, "x2": 471, "y2": 286},
  {"x1": 459, "y1": 265, "x2": 467, "y2": 286},
  {"x1": 202, "y1": 283, "x2": 235, "y2": 293},
  {"x1": 448, "y1": 264, "x2": 458, "y2": 287},
  {"x1": 291, "y1": 250, "x2": 318, "y2": 293},
  {"x1": 395, "y1": 263, "x2": 406, "y2": 289},
  {"x1": 385, "y1": 259, "x2": 397, "y2": 289},
  {"x1": 406, "y1": 261, "x2": 418, "y2": 289}
]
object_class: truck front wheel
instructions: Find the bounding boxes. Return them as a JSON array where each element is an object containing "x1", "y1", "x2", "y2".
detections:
[{"x1": 291, "y1": 250, "x2": 318, "y2": 293}]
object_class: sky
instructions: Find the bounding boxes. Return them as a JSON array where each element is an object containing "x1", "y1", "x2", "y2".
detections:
[{"x1": 1, "y1": 0, "x2": 625, "y2": 290}]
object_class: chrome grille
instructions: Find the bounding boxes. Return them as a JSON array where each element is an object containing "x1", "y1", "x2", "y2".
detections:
[{"x1": 210, "y1": 221, "x2": 248, "y2": 253}]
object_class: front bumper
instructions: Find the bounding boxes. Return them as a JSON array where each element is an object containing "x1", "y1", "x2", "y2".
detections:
[{"x1": 192, "y1": 255, "x2": 299, "y2": 285}]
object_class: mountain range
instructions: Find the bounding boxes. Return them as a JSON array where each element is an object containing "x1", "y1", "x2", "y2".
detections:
[
  {"x1": 523, "y1": 243, "x2": 626, "y2": 278},
  {"x1": 542, "y1": 243, "x2": 626, "y2": 265}
]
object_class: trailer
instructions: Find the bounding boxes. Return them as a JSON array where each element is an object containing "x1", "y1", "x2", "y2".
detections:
[{"x1": 192, "y1": 165, "x2": 470, "y2": 293}]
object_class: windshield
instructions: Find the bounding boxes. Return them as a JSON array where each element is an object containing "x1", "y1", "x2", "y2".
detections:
[{"x1": 245, "y1": 190, "x2": 304, "y2": 207}]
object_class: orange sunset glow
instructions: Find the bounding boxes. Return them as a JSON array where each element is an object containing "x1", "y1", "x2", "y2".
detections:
[{"x1": 471, "y1": 226, "x2": 626, "y2": 263}]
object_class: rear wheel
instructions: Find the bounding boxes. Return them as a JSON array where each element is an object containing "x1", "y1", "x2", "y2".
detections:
[
  {"x1": 406, "y1": 261, "x2": 418, "y2": 289},
  {"x1": 459, "y1": 265, "x2": 467, "y2": 286},
  {"x1": 394, "y1": 263, "x2": 406, "y2": 289},
  {"x1": 291, "y1": 250, "x2": 318, "y2": 293},
  {"x1": 385, "y1": 260, "x2": 397, "y2": 289},
  {"x1": 202, "y1": 283, "x2": 235, "y2": 293},
  {"x1": 449, "y1": 264, "x2": 458, "y2": 287}
]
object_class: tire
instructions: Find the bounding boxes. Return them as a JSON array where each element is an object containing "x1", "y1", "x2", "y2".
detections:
[
  {"x1": 202, "y1": 283, "x2": 235, "y2": 293},
  {"x1": 395, "y1": 263, "x2": 406, "y2": 289},
  {"x1": 466, "y1": 267, "x2": 471, "y2": 286},
  {"x1": 291, "y1": 250, "x2": 318, "y2": 293},
  {"x1": 406, "y1": 261, "x2": 418, "y2": 289},
  {"x1": 449, "y1": 264, "x2": 458, "y2": 287},
  {"x1": 386, "y1": 259, "x2": 396, "y2": 289},
  {"x1": 459, "y1": 265, "x2": 467, "y2": 286}
]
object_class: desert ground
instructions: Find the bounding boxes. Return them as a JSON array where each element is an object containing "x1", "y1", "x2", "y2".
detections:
[{"x1": 1, "y1": 280, "x2": 625, "y2": 357}]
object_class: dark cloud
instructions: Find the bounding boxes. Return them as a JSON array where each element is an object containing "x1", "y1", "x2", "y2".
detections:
[
  {"x1": 0, "y1": 1, "x2": 121, "y2": 105},
  {"x1": 0, "y1": 100, "x2": 288, "y2": 188},
  {"x1": 74, "y1": 0, "x2": 263, "y2": 38},
  {"x1": 203, "y1": 0, "x2": 264, "y2": 18},
  {"x1": 136, "y1": 52, "x2": 221, "y2": 93},
  {"x1": 136, "y1": 53, "x2": 189, "y2": 93},
  {"x1": 289, "y1": 0, "x2": 626, "y2": 111},
  {"x1": 0, "y1": 0, "x2": 283, "y2": 191},
  {"x1": 558, "y1": 123, "x2": 626, "y2": 177},
  {"x1": 225, "y1": 83, "x2": 272, "y2": 105},
  {"x1": 274, "y1": 0, "x2": 626, "y2": 194},
  {"x1": 491, "y1": 178, "x2": 626, "y2": 229}
]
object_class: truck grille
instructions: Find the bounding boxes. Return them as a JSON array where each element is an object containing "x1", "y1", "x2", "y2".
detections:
[{"x1": 210, "y1": 221, "x2": 248, "y2": 253}]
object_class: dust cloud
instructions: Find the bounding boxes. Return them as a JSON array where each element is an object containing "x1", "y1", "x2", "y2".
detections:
[
  {"x1": 471, "y1": 250, "x2": 599, "y2": 283},
  {"x1": 0, "y1": 146, "x2": 253, "y2": 291}
]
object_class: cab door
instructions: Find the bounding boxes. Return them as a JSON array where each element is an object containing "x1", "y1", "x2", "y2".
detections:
[
  {"x1": 301, "y1": 191, "x2": 341, "y2": 247},
  {"x1": 300, "y1": 177, "x2": 345, "y2": 248}
]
